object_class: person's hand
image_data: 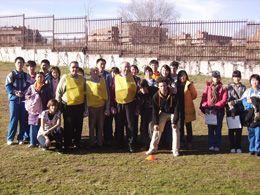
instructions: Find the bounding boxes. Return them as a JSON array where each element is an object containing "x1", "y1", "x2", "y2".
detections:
[
  {"x1": 231, "y1": 112, "x2": 235, "y2": 118},
  {"x1": 211, "y1": 110, "x2": 217, "y2": 115},
  {"x1": 205, "y1": 109, "x2": 210, "y2": 115},
  {"x1": 111, "y1": 107, "x2": 117, "y2": 115},
  {"x1": 172, "y1": 124, "x2": 177, "y2": 129},
  {"x1": 15, "y1": 90, "x2": 23, "y2": 97},
  {"x1": 247, "y1": 98, "x2": 252, "y2": 104},
  {"x1": 154, "y1": 125, "x2": 159, "y2": 131},
  {"x1": 104, "y1": 109, "x2": 110, "y2": 116},
  {"x1": 83, "y1": 111, "x2": 88, "y2": 117}
]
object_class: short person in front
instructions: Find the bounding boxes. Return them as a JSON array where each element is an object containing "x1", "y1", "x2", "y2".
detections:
[
  {"x1": 56, "y1": 61, "x2": 86, "y2": 151},
  {"x1": 146, "y1": 77, "x2": 180, "y2": 157}
]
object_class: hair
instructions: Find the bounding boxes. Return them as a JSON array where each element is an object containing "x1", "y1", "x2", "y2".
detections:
[
  {"x1": 41, "y1": 59, "x2": 50, "y2": 66},
  {"x1": 140, "y1": 79, "x2": 149, "y2": 88},
  {"x1": 160, "y1": 64, "x2": 171, "y2": 77},
  {"x1": 26, "y1": 60, "x2": 36, "y2": 67},
  {"x1": 96, "y1": 58, "x2": 106, "y2": 64},
  {"x1": 177, "y1": 70, "x2": 189, "y2": 83},
  {"x1": 15, "y1": 57, "x2": 25, "y2": 64},
  {"x1": 232, "y1": 70, "x2": 241, "y2": 78},
  {"x1": 249, "y1": 74, "x2": 260, "y2": 84},
  {"x1": 144, "y1": 66, "x2": 153, "y2": 74},
  {"x1": 36, "y1": 71, "x2": 45, "y2": 77},
  {"x1": 47, "y1": 99, "x2": 59, "y2": 110},
  {"x1": 156, "y1": 76, "x2": 168, "y2": 85},
  {"x1": 110, "y1": 67, "x2": 120, "y2": 74},
  {"x1": 149, "y1": 59, "x2": 159, "y2": 66},
  {"x1": 169, "y1": 61, "x2": 179, "y2": 68},
  {"x1": 50, "y1": 66, "x2": 61, "y2": 78},
  {"x1": 70, "y1": 61, "x2": 79, "y2": 66},
  {"x1": 77, "y1": 67, "x2": 85, "y2": 76},
  {"x1": 131, "y1": 65, "x2": 139, "y2": 73}
]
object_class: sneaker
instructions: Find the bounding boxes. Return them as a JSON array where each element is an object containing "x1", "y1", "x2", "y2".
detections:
[
  {"x1": 209, "y1": 146, "x2": 215, "y2": 151},
  {"x1": 28, "y1": 144, "x2": 35, "y2": 148},
  {"x1": 145, "y1": 149, "x2": 157, "y2": 155},
  {"x1": 250, "y1": 151, "x2": 255, "y2": 155},
  {"x1": 7, "y1": 141, "x2": 13, "y2": 145},
  {"x1": 236, "y1": 149, "x2": 242, "y2": 154},
  {"x1": 18, "y1": 140, "x2": 24, "y2": 145},
  {"x1": 257, "y1": 152, "x2": 260, "y2": 157},
  {"x1": 230, "y1": 149, "x2": 236, "y2": 153},
  {"x1": 214, "y1": 147, "x2": 220, "y2": 152},
  {"x1": 172, "y1": 151, "x2": 180, "y2": 157}
]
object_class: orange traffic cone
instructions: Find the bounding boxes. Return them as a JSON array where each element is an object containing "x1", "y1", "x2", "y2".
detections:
[{"x1": 146, "y1": 155, "x2": 156, "y2": 161}]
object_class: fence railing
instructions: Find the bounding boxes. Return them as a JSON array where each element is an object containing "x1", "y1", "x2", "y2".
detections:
[{"x1": 0, "y1": 14, "x2": 260, "y2": 61}]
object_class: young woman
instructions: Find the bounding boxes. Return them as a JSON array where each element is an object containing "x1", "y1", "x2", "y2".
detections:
[
  {"x1": 176, "y1": 70, "x2": 197, "y2": 149},
  {"x1": 200, "y1": 71, "x2": 228, "y2": 152},
  {"x1": 37, "y1": 99, "x2": 62, "y2": 151},
  {"x1": 50, "y1": 66, "x2": 61, "y2": 98}
]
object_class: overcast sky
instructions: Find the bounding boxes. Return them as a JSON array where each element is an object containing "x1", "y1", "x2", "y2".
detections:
[{"x1": 0, "y1": 0, "x2": 259, "y2": 21}]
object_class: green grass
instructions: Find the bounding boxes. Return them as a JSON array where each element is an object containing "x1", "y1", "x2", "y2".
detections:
[{"x1": 0, "y1": 62, "x2": 259, "y2": 194}]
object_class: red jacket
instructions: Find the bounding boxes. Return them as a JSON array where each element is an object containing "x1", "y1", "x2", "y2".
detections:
[{"x1": 200, "y1": 81, "x2": 228, "y2": 112}]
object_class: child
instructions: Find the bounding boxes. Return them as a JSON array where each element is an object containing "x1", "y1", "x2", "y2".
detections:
[
  {"x1": 25, "y1": 72, "x2": 52, "y2": 147},
  {"x1": 146, "y1": 77, "x2": 180, "y2": 157},
  {"x1": 241, "y1": 74, "x2": 260, "y2": 156},
  {"x1": 137, "y1": 79, "x2": 158, "y2": 147},
  {"x1": 200, "y1": 71, "x2": 228, "y2": 152},
  {"x1": 149, "y1": 60, "x2": 160, "y2": 80},
  {"x1": 37, "y1": 99, "x2": 62, "y2": 151},
  {"x1": 226, "y1": 70, "x2": 246, "y2": 153},
  {"x1": 50, "y1": 66, "x2": 61, "y2": 98},
  {"x1": 176, "y1": 70, "x2": 197, "y2": 149},
  {"x1": 26, "y1": 60, "x2": 37, "y2": 85},
  {"x1": 5, "y1": 57, "x2": 30, "y2": 145},
  {"x1": 87, "y1": 67, "x2": 109, "y2": 147},
  {"x1": 40, "y1": 59, "x2": 52, "y2": 84},
  {"x1": 144, "y1": 66, "x2": 157, "y2": 87}
]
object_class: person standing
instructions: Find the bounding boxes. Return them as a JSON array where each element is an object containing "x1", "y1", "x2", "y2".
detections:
[{"x1": 56, "y1": 61, "x2": 86, "y2": 151}]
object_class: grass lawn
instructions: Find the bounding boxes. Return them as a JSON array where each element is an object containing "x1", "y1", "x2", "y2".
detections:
[{"x1": 0, "y1": 61, "x2": 259, "y2": 194}]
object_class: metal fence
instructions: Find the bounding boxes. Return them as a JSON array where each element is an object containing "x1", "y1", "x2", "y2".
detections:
[{"x1": 0, "y1": 14, "x2": 260, "y2": 61}]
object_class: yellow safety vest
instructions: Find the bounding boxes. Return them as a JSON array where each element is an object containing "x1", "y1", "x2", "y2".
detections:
[
  {"x1": 115, "y1": 74, "x2": 137, "y2": 104},
  {"x1": 66, "y1": 74, "x2": 85, "y2": 105},
  {"x1": 86, "y1": 78, "x2": 108, "y2": 108}
]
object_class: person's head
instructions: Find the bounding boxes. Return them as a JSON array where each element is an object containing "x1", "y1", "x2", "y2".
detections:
[
  {"x1": 90, "y1": 67, "x2": 100, "y2": 79},
  {"x1": 47, "y1": 99, "x2": 59, "y2": 114},
  {"x1": 169, "y1": 61, "x2": 179, "y2": 75},
  {"x1": 177, "y1": 70, "x2": 189, "y2": 83},
  {"x1": 96, "y1": 58, "x2": 106, "y2": 72},
  {"x1": 35, "y1": 71, "x2": 45, "y2": 84},
  {"x1": 144, "y1": 66, "x2": 153, "y2": 78},
  {"x1": 232, "y1": 70, "x2": 242, "y2": 84},
  {"x1": 50, "y1": 66, "x2": 61, "y2": 80},
  {"x1": 249, "y1": 74, "x2": 260, "y2": 89},
  {"x1": 139, "y1": 79, "x2": 149, "y2": 94},
  {"x1": 26, "y1": 60, "x2": 36, "y2": 75},
  {"x1": 69, "y1": 61, "x2": 79, "y2": 76},
  {"x1": 149, "y1": 60, "x2": 159, "y2": 72},
  {"x1": 156, "y1": 77, "x2": 168, "y2": 95},
  {"x1": 110, "y1": 67, "x2": 120, "y2": 78},
  {"x1": 15, "y1": 57, "x2": 25, "y2": 72},
  {"x1": 40, "y1": 59, "x2": 50, "y2": 74},
  {"x1": 121, "y1": 61, "x2": 131, "y2": 76},
  {"x1": 130, "y1": 65, "x2": 139, "y2": 76},
  {"x1": 78, "y1": 67, "x2": 85, "y2": 77},
  {"x1": 160, "y1": 64, "x2": 171, "y2": 78},
  {"x1": 211, "y1": 70, "x2": 221, "y2": 84}
]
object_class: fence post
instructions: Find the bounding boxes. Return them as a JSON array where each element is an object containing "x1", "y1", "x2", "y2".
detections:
[
  {"x1": 119, "y1": 17, "x2": 123, "y2": 57},
  {"x1": 22, "y1": 14, "x2": 25, "y2": 48},
  {"x1": 52, "y1": 15, "x2": 55, "y2": 51}
]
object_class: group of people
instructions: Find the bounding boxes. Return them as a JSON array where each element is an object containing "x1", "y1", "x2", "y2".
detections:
[{"x1": 5, "y1": 57, "x2": 260, "y2": 156}]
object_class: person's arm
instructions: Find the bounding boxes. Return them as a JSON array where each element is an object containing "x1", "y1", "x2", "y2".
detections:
[
  {"x1": 44, "y1": 117, "x2": 61, "y2": 135},
  {"x1": 55, "y1": 74, "x2": 66, "y2": 103},
  {"x1": 214, "y1": 87, "x2": 228, "y2": 109},
  {"x1": 5, "y1": 72, "x2": 16, "y2": 96},
  {"x1": 189, "y1": 83, "x2": 197, "y2": 100},
  {"x1": 199, "y1": 85, "x2": 209, "y2": 113}
]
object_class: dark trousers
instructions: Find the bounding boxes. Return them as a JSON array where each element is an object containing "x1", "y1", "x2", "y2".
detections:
[
  {"x1": 229, "y1": 128, "x2": 242, "y2": 149},
  {"x1": 116, "y1": 101, "x2": 137, "y2": 146},
  {"x1": 63, "y1": 103, "x2": 84, "y2": 148},
  {"x1": 140, "y1": 108, "x2": 152, "y2": 146},
  {"x1": 179, "y1": 122, "x2": 193, "y2": 144},
  {"x1": 48, "y1": 127, "x2": 63, "y2": 149}
]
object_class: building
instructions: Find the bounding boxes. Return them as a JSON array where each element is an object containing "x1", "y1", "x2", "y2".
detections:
[{"x1": 192, "y1": 31, "x2": 232, "y2": 46}]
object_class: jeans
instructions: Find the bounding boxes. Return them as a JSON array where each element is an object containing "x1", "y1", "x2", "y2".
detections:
[
  {"x1": 7, "y1": 101, "x2": 27, "y2": 142},
  {"x1": 248, "y1": 126, "x2": 260, "y2": 153},
  {"x1": 208, "y1": 111, "x2": 224, "y2": 148},
  {"x1": 30, "y1": 125, "x2": 40, "y2": 146}
]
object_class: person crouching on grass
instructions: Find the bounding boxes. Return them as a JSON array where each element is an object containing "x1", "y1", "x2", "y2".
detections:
[
  {"x1": 86, "y1": 67, "x2": 109, "y2": 148},
  {"x1": 146, "y1": 77, "x2": 180, "y2": 157},
  {"x1": 200, "y1": 71, "x2": 228, "y2": 152}
]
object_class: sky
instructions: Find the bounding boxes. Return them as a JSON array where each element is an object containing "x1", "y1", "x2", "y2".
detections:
[{"x1": 0, "y1": 0, "x2": 259, "y2": 21}]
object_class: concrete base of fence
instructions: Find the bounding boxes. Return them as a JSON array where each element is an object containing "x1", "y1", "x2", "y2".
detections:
[{"x1": 0, "y1": 47, "x2": 259, "y2": 78}]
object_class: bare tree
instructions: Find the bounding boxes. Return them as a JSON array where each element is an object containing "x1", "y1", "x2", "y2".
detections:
[{"x1": 118, "y1": 0, "x2": 179, "y2": 22}]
